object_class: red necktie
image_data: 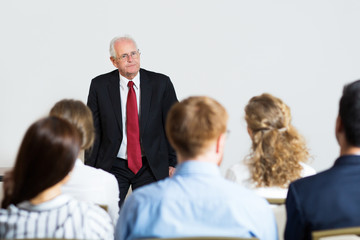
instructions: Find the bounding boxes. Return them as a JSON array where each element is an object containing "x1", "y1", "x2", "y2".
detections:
[{"x1": 126, "y1": 81, "x2": 142, "y2": 174}]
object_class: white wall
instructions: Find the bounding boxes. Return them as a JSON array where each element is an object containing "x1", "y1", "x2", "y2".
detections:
[{"x1": 1, "y1": 0, "x2": 360, "y2": 174}]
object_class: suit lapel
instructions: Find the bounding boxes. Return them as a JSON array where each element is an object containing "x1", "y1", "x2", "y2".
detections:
[
  {"x1": 140, "y1": 69, "x2": 152, "y2": 137},
  {"x1": 107, "y1": 70, "x2": 122, "y2": 131}
]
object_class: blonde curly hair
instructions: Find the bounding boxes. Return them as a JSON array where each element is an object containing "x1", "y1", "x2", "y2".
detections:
[{"x1": 245, "y1": 93, "x2": 309, "y2": 188}]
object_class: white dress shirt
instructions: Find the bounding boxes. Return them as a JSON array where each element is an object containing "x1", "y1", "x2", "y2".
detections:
[{"x1": 117, "y1": 73, "x2": 140, "y2": 159}]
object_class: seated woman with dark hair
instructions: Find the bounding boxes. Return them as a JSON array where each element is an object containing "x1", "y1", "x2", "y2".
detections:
[
  {"x1": 0, "y1": 117, "x2": 114, "y2": 239},
  {"x1": 226, "y1": 93, "x2": 316, "y2": 199}
]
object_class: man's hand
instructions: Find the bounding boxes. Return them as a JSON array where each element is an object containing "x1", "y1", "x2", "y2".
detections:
[{"x1": 169, "y1": 166, "x2": 176, "y2": 177}]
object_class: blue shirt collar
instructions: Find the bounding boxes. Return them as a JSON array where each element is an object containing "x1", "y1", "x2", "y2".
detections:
[{"x1": 174, "y1": 161, "x2": 222, "y2": 177}]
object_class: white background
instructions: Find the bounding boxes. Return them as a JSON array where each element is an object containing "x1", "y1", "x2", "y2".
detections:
[{"x1": 1, "y1": 0, "x2": 360, "y2": 175}]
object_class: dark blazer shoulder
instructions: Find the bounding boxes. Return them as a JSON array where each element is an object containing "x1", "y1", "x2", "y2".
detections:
[
  {"x1": 140, "y1": 68, "x2": 171, "y2": 81},
  {"x1": 92, "y1": 69, "x2": 119, "y2": 83},
  {"x1": 291, "y1": 155, "x2": 360, "y2": 197},
  {"x1": 290, "y1": 167, "x2": 330, "y2": 193}
]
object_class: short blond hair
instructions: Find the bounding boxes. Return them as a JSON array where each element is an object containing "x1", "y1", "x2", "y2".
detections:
[
  {"x1": 50, "y1": 99, "x2": 95, "y2": 150},
  {"x1": 166, "y1": 96, "x2": 228, "y2": 159}
]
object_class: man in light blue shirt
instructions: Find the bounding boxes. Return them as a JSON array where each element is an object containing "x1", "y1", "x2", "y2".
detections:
[{"x1": 116, "y1": 96, "x2": 278, "y2": 240}]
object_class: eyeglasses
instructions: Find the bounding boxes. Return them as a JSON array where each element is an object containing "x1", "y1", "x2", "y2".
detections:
[{"x1": 116, "y1": 50, "x2": 140, "y2": 61}]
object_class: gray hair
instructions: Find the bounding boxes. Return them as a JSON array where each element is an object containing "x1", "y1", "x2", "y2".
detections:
[{"x1": 109, "y1": 35, "x2": 138, "y2": 58}]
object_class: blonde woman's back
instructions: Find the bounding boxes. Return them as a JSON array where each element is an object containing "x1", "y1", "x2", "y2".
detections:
[{"x1": 226, "y1": 161, "x2": 316, "y2": 199}]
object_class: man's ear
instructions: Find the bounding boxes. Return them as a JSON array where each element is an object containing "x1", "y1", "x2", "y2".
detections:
[
  {"x1": 335, "y1": 115, "x2": 344, "y2": 144},
  {"x1": 110, "y1": 57, "x2": 118, "y2": 68},
  {"x1": 215, "y1": 133, "x2": 226, "y2": 166},
  {"x1": 336, "y1": 115, "x2": 343, "y2": 134},
  {"x1": 216, "y1": 133, "x2": 226, "y2": 154}
]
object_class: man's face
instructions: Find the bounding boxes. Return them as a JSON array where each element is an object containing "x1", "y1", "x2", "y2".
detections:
[{"x1": 111, "y1": 39, "x2": 140, "y2": 80}]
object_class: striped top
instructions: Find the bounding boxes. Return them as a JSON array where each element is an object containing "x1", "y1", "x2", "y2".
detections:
[{"x1": 0, "y1": 194, "x2": 114, "y2": 239}]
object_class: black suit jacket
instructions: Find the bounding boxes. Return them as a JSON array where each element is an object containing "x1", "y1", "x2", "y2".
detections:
[
  {"x1": 85, "y1": 68, "x2": 178, "y2": 180},
  {"x1": 285, "y1": 155, "x2": 360, "y2": 240}
]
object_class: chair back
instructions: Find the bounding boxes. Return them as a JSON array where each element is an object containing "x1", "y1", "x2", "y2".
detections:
[
  {"x1": 98, "y1": 204, "x2": 108, "y2": 212},
  {"x1": 266, "y1": 198, "x2": 285, "y2": 205},
  {"x1": 312, "y1": 226, "x2": 360, "y2": 240},
  {"x1": 140, "y1": 237, "x2": 258, "y2": 240},
  {"x1": 265, "y1": 198, "x2": 286, "y2": 240}
]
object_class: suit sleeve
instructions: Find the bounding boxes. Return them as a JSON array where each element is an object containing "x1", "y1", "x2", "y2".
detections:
[
  {"x1": 162, "y1": 77, "x2": 178, "y2": 167},
  {"x1": 285, "y1": 183, "x2": 307, "y2": 240},
  {"x1": 85, "y1": 79, "x2": 101, "y2": 167}
]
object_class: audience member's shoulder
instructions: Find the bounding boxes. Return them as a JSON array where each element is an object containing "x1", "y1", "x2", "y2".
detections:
[
  {"x1": 230, "y1": 184, "x2": 273, "y2": 214},
  {"x1": 78, "y1": 162, "x2": 117, "y2": 183},
  {"x1": 0, "y1": 206, "x2": 21, "y2": 224},
  {"x1": 69, "y1": 197, "x2": 114, "y2": 236},
  {"x1": 122, "y1": 182, "x2": 163, "y2": 211},
  {"x1": 67, "y1": 195, "x2": 110, "y2": 217},
  {"x1": 129, "y1": 177, "x2": 171, "y2": 201},
  {"x1": 290, "y1": 166, "x2": 333, "y2": 190},
  {"x1": 223, "y1": 177, "x2": 269, "y2": 204},
  {"x1": 0, "y1": 206, "x2": 12, "y2": 217}
]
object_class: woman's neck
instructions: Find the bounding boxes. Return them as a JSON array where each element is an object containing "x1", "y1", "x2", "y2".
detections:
[
  {"x1": 77, "y1": 149, "x2": 84, "y2": 161},
  {"x1": 29, "y1": 182, "x2": 62, "y2": 205}
]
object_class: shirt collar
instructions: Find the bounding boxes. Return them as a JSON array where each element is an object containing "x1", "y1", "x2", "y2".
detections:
[
  {"x1": 334, "y1": 154, "x2": 360, "y2": 166},
  {"x1": 174, "y1": 161, "x2": 221, "y2": 177},
  {"x1": 119, "y1": 72, "x2": 140, "y2": 90},
  {"x1": 16, "y1": 194, "x2": 73, "y2": 211}
]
